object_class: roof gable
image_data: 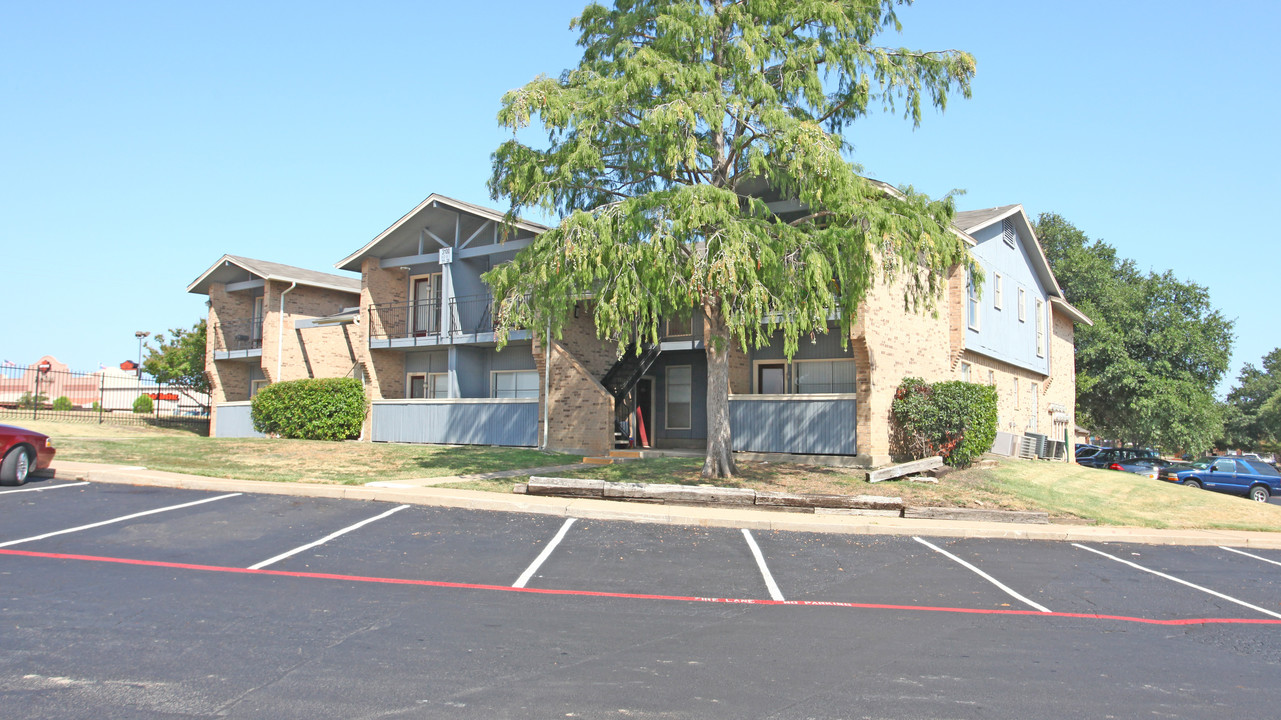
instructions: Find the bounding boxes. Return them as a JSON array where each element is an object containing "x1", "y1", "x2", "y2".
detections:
[
  {"x1": 188, "y1": 255, "x2": 362, "y2": 296},
  {"x1": 335, "y1": 193, "x2": 548, "y2": 272}
]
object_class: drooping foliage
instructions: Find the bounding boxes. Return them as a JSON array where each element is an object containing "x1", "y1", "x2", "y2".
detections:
[
  {"x1": 1036, "y1": 213, "x2": 1232, "y2": 453},
  {"x1": 485, "y1": 0, "x2": 976, "y2": 477}
]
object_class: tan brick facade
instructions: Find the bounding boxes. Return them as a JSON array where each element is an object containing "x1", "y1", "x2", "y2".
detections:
[
  {"x1": 204, "y1": 279, "x2": 360, "y2": 436},
  {"x1": 533, "y1": 336, "x2": 614, "y2": 456}
]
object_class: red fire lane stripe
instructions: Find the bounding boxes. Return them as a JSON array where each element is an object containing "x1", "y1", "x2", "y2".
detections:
[{"x1": 3, "y1": 548, "x2": 1278, "y2": 628}]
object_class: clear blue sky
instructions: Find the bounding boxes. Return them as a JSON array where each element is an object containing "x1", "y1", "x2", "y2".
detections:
[{"x1": 2, "y1": 1, "x2": 1276, "y2": 395}]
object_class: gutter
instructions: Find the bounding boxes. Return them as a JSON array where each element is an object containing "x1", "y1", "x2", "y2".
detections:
[{"x1": 276, "y1": 282, "x2": 297, "y2": 380}]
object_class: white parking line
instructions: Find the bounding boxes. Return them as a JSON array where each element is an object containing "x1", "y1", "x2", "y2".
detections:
[
  {"x1": 0, "y1": 493, "x2": 242, "y2": 548},
  {"x1": 248, "y1": 504, "x2": 410, "y2": 570},
  {"x1": 0, "y1": 481, "x2": 90, "y2": 495},
  {"x1": 513, "y1": 518, "x2": 575, "y2": 589},
  {"x1": 1073, "y1": 543, "x2": 1281, "y2": 620},
  {"x1": 913, "y1": 536, "x2": 1050, "y2": 613},
  {"x1": 742, "y1": 529, "x2": 785, "y2": 602},
  {"x1": 1219, "y1": 546, "x2": 1281, "y2": 568}
]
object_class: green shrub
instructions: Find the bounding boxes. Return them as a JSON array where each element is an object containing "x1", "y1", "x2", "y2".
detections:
[
  {"x1": 132, "y1": 394, "x2": 154, "y2": 414},
  {"x1": 91, "y1": 401, "x2": 102, "y2": 411},
  {"x1": 52, "y1": 396, "x2": 74, "y2": 411},
  {"x1": 251, "y1": 378, "x2": 366, "y2": 440},
  {"x1": 891, "y1": 377, "x2": 998, "y2": 468}
]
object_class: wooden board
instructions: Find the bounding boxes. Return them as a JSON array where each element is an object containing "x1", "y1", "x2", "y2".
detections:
[{"x1": 866, "y1": 456, "x2": 944, "y2": 483}]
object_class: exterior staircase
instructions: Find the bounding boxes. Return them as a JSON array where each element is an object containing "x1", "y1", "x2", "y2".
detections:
[{"x1": 600, "y1": 343, "x2": 662, "y2": 400}]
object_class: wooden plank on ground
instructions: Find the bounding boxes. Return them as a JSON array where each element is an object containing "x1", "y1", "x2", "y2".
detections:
[
  {"x1": 525, "y1": 477, "x2": 607, "y2": 498},
  {"x1": 866, "y1": 456, "x2": 944, "y2": 483},
  {"x1": 901, "y1": 506, "x2": 1050, "y2": 524},
  {"x1": 640, "y1": 484, "x2": 757, "y2": 505},
  {"x1": 755, "y1": 491, "x2": 903, "y2": 510}
]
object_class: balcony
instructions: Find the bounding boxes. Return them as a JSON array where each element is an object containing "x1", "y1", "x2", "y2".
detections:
[
  {"x1": 212, "y1": 317, "x2": 264, "y2": 359},
  {"x1": 369, "y1": 294, "x2": 520, "y2": 347}
]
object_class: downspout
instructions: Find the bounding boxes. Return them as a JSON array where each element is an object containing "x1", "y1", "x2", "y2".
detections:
[
  {"x1": 542, "y1": 323, "x2": 551, "y2": 450},
  {"x1": 276, "y1": 282, "x2": 297, "y2": 381}
]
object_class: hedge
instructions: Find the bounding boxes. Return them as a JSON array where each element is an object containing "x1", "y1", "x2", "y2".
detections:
[
  {"x1": 251, "y1": 378, "x2": 366, "y2": 441},
  {"x1": 891, "y1": 376, "x2": 998, "y2": 468}
]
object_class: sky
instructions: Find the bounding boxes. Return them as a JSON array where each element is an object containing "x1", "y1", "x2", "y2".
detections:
[{"x1": 2, "y1": 0, "x2": 1276, "y2": 395}]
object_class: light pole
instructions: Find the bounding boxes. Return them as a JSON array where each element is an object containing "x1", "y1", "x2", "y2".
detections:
[{"x1": 135, "y1": 331, "x2": 149, "y2": 379}]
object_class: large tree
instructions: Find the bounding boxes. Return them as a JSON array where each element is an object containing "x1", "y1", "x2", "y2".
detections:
[
  {"x1": 143, "y1": 319, "x2": 210, "y2": 409},
  {"x1": 484, "y1": 0, "x2": 976, "y2": 477},
  {"x1": 1221, "y1": 348, "x2": 1281, "y2": 453},
  {"x1": 1036, "y1": 213, "x2": 1233, "y2": 453}
]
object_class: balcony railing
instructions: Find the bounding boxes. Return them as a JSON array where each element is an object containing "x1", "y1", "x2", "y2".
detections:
[
  {"x1": 213, "y1": 317, "x2": 264, "y2": 352},
  {"x1": 368, "y1": 294, "x2": 495, "y2": 341}
]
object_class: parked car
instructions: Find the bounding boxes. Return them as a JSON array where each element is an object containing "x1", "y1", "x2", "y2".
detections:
[
  {"x1": 1160, "y1": 457, "x2": 1281, "y2": 503},
  {"x1": 1076, "y1": 447, "x2": 1157, "y2": 470},
  {"x1": 0, "y1": 424, "x2": 57, "y2": 486},
  {"x1": 1104, "y1": 456, "x2": 1178, "y2": 480},
  {"x1": 1075, "y1": 444, "x2": 1102, "y2": 460}
]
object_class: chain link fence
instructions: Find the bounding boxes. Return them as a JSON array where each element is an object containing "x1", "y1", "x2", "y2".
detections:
[{"x1": 0, "y1": 362, "x2": 210, "y2": 434}]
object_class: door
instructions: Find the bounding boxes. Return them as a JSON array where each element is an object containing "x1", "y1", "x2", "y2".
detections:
[
  {"x1": 635, "y1": 377, "x2": 654, "y2": 448},
  {"x1": 250, "y1": 296, "x2": 264, "y2": 347},
  {"x1": 758, "y1": 363, "x2": 786, "y2": 394},
  {"x1": 1209, "y1": 458, "x2": 1242, "y2": 492},
  {"x1": 412, "y1": 274, "x2": 441, "y2": 336}
]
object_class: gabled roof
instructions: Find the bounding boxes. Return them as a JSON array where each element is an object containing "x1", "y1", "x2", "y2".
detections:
[
  {"x1": 335, "y1": 193, "x2": 549, "y2": 272},
  {"x1": 187, "y1": 255, "x2": 362, "y2": 296},
  {"x1": 953, "y1": 204, "x2": 1092, "y2": 326}
]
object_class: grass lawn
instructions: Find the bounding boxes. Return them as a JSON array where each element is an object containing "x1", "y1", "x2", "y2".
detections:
[
  {"x1": 441, "y1": 456, "x2": 1281, "y2": 533},
  {"x1": 41, "y1": 421, "x2": 578, "y2": 485},
  {"x1": 33, "y1": 419, "x2": 1281, "y2": 531}
]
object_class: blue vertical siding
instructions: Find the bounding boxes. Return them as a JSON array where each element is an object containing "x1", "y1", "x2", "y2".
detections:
[
  {"x1": 371, "y1": 399, "x2": 538, "y2": 446},
  {"x1": 214, "y1": 402, "x2": 264, "y2": 438},
  {"x1": 967, "y1": 221, "x2": 1050, "y2": 375},
  {"x1": 730, "y1": 396, "x2": 857, "y2": 455}
]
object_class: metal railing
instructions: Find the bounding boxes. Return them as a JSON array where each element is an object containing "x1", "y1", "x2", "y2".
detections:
[
  {"x1": 368, "y1": 294, "x2": 495, "y2": 341},
  {"x1": 212, "y1": 317, "x2": 264, "y2": 352},
  {"x1": 0, "y1": 363, "x2": 210, "y2": 433}
]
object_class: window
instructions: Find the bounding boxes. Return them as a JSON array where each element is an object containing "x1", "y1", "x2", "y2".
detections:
[
  {"x1": 1035, "y1": 299, "x2": 1046, "y2": 357},
  {"x1": 1002, "y1": 218, "x2": 1016, "y2": 247},
  {"x1": 987, "y1": 369, "x2": 995, "y2": 386},
  {"x1": 757, "y1": 363, "x2": 786, "y2": 394},
  {"x1": 666, "y1": 365, "x2": 692, "y2": 429},
  {"x1": 492, "y1": 370, "x2": 539, "y2": 399},
  {"x1": 1013, "y1": 377, "x2": 1020, "y2": 409},
  {"x1": 794, "y1": 359, "x2": 856, "y2": 394},
  {"x1": 960, "y1": 362, "x2": 971, "y2": 382},
  {"x1": 967, "y1": 270, "x2": 980, "y2": 330},
  {"x1": 409, "y1": 372, "x2": 449, "y2": 399},
  {"x1": 250, "y1": 379, "x2": 269, "y2": 397},
  {"x1": 994, "y1": 274, "x2": 1003, "y2": 310},
  {"x1": 1018, "y1": 288, "x2": 1027, "y2": 322},
  {"x1": 665, "y1": 316, "x2": 694, "y2": 338}
]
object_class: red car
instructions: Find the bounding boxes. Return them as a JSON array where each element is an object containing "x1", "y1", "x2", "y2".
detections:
[{"x1": 0, "y1": 424, "x2": 56, "y2": 485}]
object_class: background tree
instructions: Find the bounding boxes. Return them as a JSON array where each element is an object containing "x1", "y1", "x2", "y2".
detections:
[
  {"x1": 143, "y1": 319, "x2": 210, "y2": 409},
  {"x1": 1037, "y1": 213, "x2": 1232, "y2": 453},
  {"x1": 1221, "y1": 348, "x2": 1281, "y2": 453},
  {"x1": 485, "y1": 0, "x2": 976, "y2": 477}
]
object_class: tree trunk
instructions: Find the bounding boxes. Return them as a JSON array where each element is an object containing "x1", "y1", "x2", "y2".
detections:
[{"x1": 702, "y1": 303, "x2": 737, "y2": 479}]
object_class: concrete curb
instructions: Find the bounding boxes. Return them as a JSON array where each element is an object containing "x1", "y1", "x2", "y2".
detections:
[{"x1": 45, "y1": 461, "x2": 1281, "y2": 549}]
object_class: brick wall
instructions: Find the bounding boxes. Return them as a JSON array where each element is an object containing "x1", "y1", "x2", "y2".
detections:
[
  {"x1": 853, "y1": 271, "x2": 956, "y2": 465},
  {"x1": 263, "y1": 281, "x2": 361, "y2": 382},
  {"x1": 206, "y1": 283, "x2": 257, "y2": 434},
  {"x1": 533, "y1": 336, "x2": 613, "y2": 456}
]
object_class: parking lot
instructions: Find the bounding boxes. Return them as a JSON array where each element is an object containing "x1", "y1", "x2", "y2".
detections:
[{"x1": 4, "y1": 477, "x2": 1281, "y2": 719}]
